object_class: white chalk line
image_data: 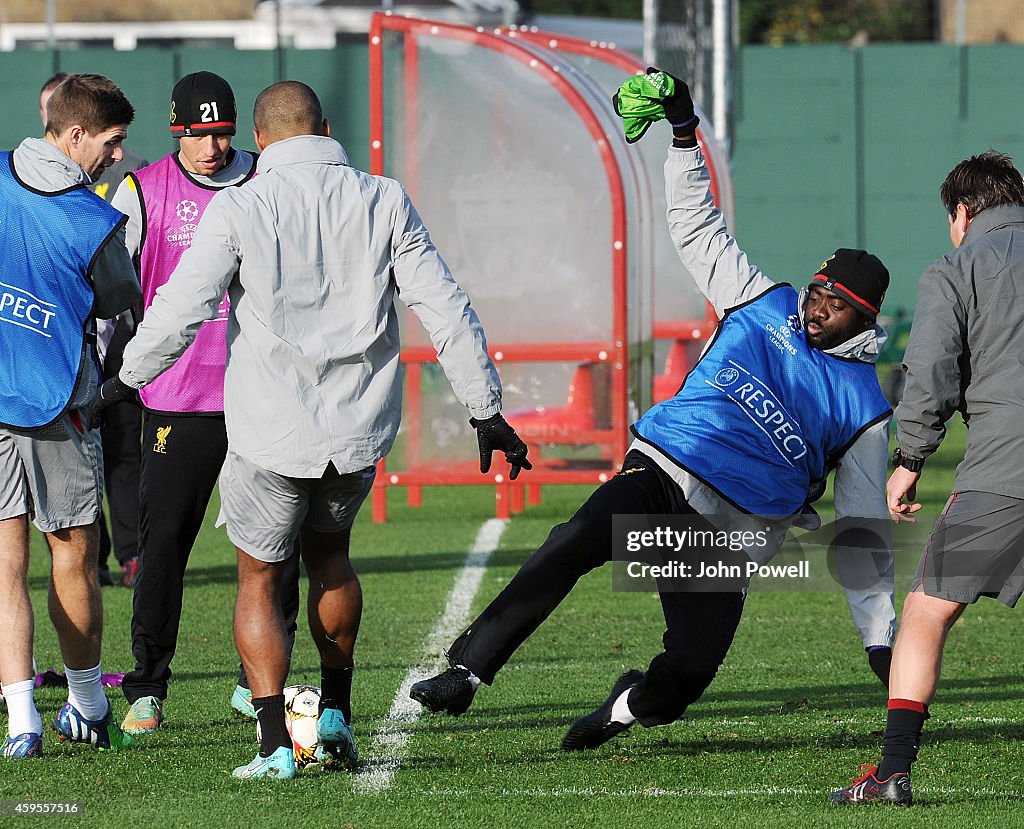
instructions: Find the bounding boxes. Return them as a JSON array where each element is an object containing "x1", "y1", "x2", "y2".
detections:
[
  {"x1": 354, "y1": 518, "x2": 506, "y2": 793},
  {"x1": 362, "y1": 784, "x2": 1024, "y2": 800}
]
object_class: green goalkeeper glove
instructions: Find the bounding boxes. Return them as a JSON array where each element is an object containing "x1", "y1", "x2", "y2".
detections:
[{"x1": 612, "y1": 68, "x2": 700, "y2": 143}]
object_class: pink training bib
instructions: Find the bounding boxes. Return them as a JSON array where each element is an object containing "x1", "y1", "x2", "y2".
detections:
[{"x1": 132, "y1": 154, "x2": 252, "y2": 412}]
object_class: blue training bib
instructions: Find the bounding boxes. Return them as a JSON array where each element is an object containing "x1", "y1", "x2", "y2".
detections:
[
  {"x1": 0, "y1": 150, "x2": 125, "y2": 430},
  {"x1": 633, "y1": 284, "x2": 891, "y2": 517}
]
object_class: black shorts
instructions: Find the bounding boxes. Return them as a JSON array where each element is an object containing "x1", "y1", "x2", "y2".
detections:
[{"x1": 912, "y1": 490, "x2": 1024, "y2": 607}]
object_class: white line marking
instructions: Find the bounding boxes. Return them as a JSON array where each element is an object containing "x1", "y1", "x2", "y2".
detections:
[
  {"x1": 373, "y1": 785, "x2": 1024, "y2": 800},
  {"x1": 354, "y1": 518, "x2": 507, "y2": 793}
]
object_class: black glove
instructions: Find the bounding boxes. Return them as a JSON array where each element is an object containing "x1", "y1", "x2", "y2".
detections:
[
  {"x1": 867, "y1": 646, "x2": 892, "y2": 689},
  {"x1": 647, "y1": 67, "x2": 699, "y2": 132},
  {"x1": 89, "y1": 375, "x2": 137, "y2": 429},
  {"x1": 469, "y1": 414, "x2": 532, "y2": 481}
]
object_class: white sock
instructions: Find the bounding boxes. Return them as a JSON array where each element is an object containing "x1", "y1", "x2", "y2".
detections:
[
  {"x1": 1, "y1": 679, "x2": 42, "y2": 737},
  {"x1": 456, "y1": 665, "x2": 482, "y2": 689},
  {"x1": 64, "y1": 664, "x2": 108, "y2": 721},
  {"x1": 610, "y1": 687, "x2": 636, "y2": 726}
]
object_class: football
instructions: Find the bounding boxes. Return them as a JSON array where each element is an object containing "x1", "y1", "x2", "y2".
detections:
[{"x1": 254, "y1": 685, "x2": 322, "y2": 768}]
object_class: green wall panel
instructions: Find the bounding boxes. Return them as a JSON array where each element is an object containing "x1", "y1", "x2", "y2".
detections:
[
  {"x1": 860, "y1": 44, "x2": 964, "y2": 313},
  {"x1": 0, "y1": 51, "x2": 63, "y2": 149},
  {"x1": 733, "y1": 42, "x2": 1024, "y2": 317},
  {"x1": 58, "y1": 48, "x2": 179, "y2": 165},
  {"x1": 965, "y1": 46, "x2": 1024, "y2": 151},
  {"x1": 284, "y1": 45, "x2": 370, "y2": 172},
  {"x1": 732, "y1": 45, "x2": 859, "y2": 285}
]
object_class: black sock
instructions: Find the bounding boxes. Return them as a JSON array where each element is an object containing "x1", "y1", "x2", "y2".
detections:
[
  {"x1": 320, "y1": 665, "x2": 353, "y2": 722},
  {"x1": 253, "y1": 694, "x2": 290, "y2": 757},
  {"x1": 867, "y1": 646, "x2": 892, "y2": 689},
  {"x1": 878, "y1": 700, "x2": 928, "y2": 779}
]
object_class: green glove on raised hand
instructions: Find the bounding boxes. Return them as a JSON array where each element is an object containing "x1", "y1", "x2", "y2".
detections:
[{"x1": 612, "y1": 68, "x2": 700, "y2": 143}]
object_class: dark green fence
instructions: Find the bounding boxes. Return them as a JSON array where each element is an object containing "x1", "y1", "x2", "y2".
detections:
[
  {"x1": 5, "y1": 39, "x2": 1024, "y2": 315},
  {"x1": 733, "y1": 43, "x2": 1024, "y2": 314},
  {"x1": 0, "y1": 44, "x2": 370, "y2": 172}
]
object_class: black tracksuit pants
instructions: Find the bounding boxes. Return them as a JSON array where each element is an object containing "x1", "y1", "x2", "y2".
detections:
[
  {"x1": 99, "y1": 399, "x2": 142, "y2": 567},
  {"x1": 123, "y1": 412, "x2": 300, "y2": 703},
  {"x1": 447, "y1": 450, "x2": 747, "y2": 727}
]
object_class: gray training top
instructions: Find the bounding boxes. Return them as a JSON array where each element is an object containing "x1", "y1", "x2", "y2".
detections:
[
  {"x1": 120, "y1": 134, "x2": 501, "y2": 478},
  {"x1": 897, "y1": 203, "x2": 1024, "y2": 499}
]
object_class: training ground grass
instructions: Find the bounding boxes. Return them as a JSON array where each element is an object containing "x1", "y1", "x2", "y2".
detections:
[{"x1": 5, "y1": 419, "x2": 1024, "y2": 827}]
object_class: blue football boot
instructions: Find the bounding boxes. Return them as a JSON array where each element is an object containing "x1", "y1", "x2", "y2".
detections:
[
  {"x1": 230, "y1": 685, "x2": 256, "y2": 720},
  {"x1": 53, "y1": 702, "x2": 132, "y2": 750},
  {"x1": 232, "y1": 746, "x2": 296, "y2": 780},
  {"x1": 314, "y1": 707, "x2": 358, "y2": 770},
  {"x1": 2, "y1": 732, "x2": 43, "y2": 759}
]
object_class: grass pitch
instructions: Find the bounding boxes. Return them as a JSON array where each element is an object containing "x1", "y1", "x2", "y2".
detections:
[{"x1": 5, "y1": 418, "x2": 1024, "y2": 827}]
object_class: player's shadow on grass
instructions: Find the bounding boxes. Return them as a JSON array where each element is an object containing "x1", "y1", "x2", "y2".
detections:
[
  {"x1": 635, "y1": 717, "x2": 1024, "y2": 757},
  {"x1": 690, "y1": 674, "x2": 1024, "y2": 717},
  {"x1": 408, "y1": 719, "x2": 1024, "y2": 764},
  {"x1": 409, "y1": 705, "x2": 872, "y2": 744},
  {"x1": 353, "y1": 546, "x2": 533, "y2": 575},
  {"x1": 406, "y1": 677, "x2": 1024, "y2": 753},
  {"x1": 411, "y1": 706, "x2": 587, "y2": 737},
  {"x1": 393, "y1": 749, "x2": 571, "y2": 772},
  {"x1": 175, "y1": 547, "x2": 536, "y2": 588}
]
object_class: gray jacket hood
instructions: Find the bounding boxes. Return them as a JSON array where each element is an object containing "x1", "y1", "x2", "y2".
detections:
[
  {"x1": 255, "y1": 134, "x2": 350, "y2": 174},
  {"x1": 12, "y1": 137, "x2": 91, "y2": 191}
]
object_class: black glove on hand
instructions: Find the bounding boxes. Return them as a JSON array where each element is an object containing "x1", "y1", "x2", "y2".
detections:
[
  {"x1": 867, "y1": 646, "x2": 892, "y2": 690},
  {"x1": 648, "y1": 67, "x2": 699, "y2": 132},
  {"x1": 470, "y1": 414, "x2": 533, "y2": 481},
  {"x1": 89, "y1": 375, "x2": 137, "y2": 429}
]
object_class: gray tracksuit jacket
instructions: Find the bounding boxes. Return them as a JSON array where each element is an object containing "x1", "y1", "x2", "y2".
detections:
[
  {"x1": 897, "y1": 204, "x2": 1024, "y2": 499},
  {"x1": 631, "y1": 145, "x2": 895, "y2": 647},
  {"x1": 119, "y1": 135, "x2": 501, "y2": 477}
]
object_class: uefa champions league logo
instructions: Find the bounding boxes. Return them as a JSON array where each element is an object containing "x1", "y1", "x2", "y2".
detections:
[
  {"x1": 167, "y1": 200, "x2": 201, "y2": 247},
  {"x1": 175, "y1": 200, "x2": 199, "y2": 223},
  {"x1": 714, "y1": 367, "x2": 740, "y2": 386}
]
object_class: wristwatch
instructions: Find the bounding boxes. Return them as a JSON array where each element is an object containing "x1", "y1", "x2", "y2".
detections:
[{"x1": 891, "y1": 448, "x2": 925, "y2": 473}]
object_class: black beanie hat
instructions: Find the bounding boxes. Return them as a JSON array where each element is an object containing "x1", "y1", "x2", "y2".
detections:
[
  {"x1": 809, "y1": 248, "x2": 889, "y2": 319},
  {"x1": 169, "y1": 71, "x2": 236, "y2": 137}
]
